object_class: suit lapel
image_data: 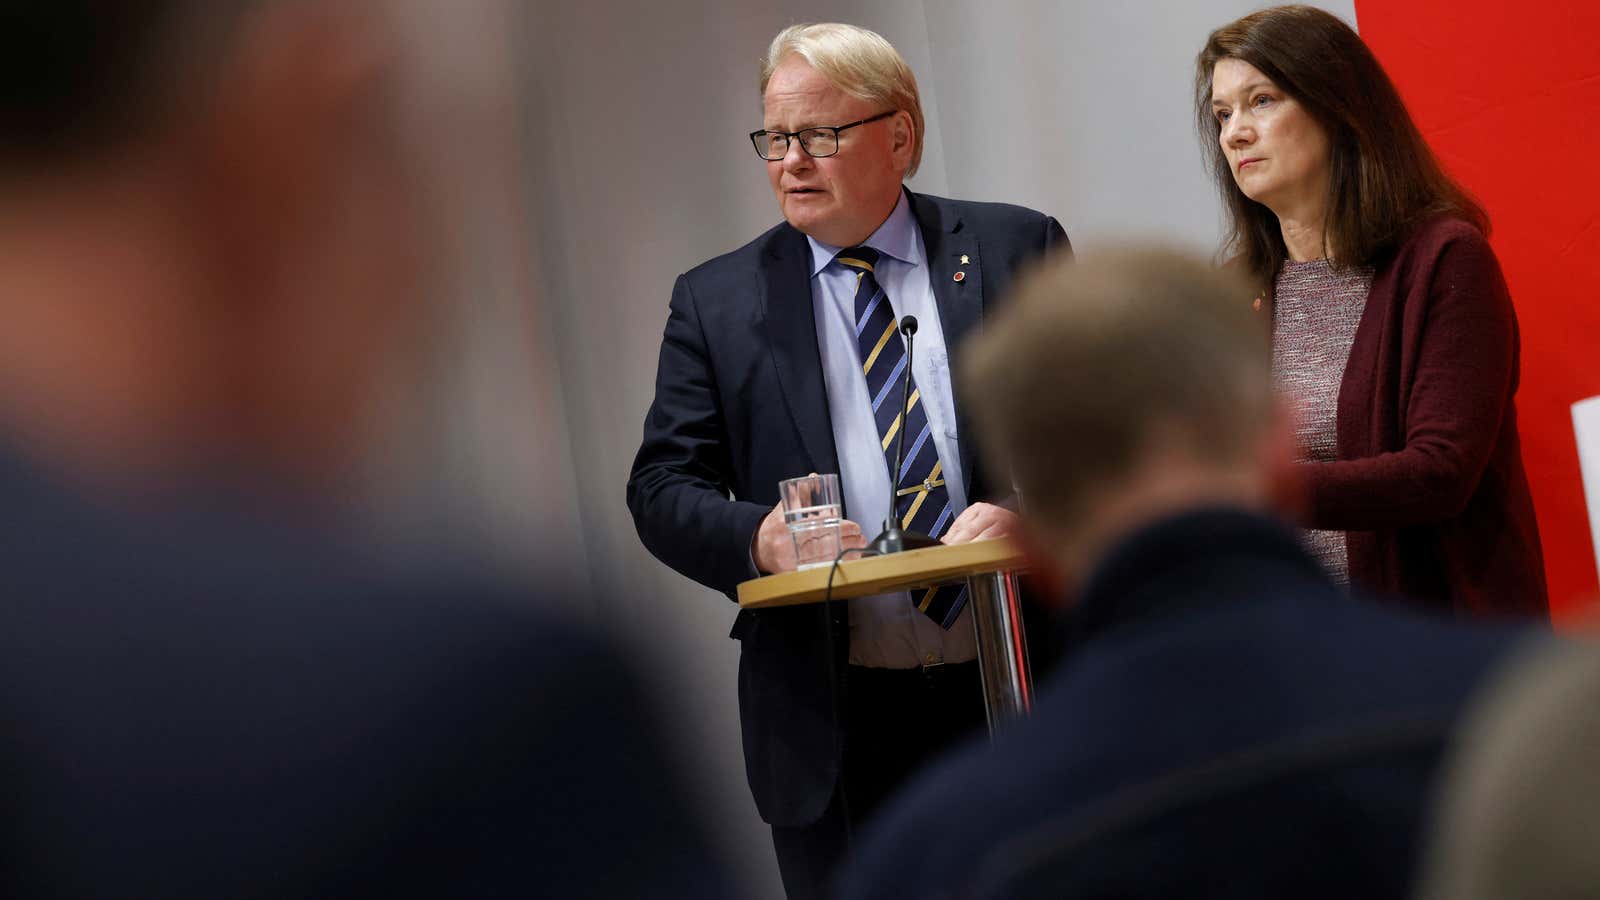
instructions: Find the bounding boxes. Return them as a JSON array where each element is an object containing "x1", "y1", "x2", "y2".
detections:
[
  {"x1": 759, "y1": 226, "x2": 839, "y2": 477},
  {"x1": 909, "y1": 191, "x2": 983, "y2": 501}
]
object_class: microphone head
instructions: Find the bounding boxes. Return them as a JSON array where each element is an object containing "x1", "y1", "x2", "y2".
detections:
[{"x1": 899, "y1": 315, "x2": 918, "y2": 335}]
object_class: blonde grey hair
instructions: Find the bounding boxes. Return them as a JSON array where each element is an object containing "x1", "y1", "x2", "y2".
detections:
[
  {"x1": 760, "y1": 23, "x2": 925, "y2": 177},
  {"x1": 962, "y1": 248, "x2": 1272, "y2": 528}
]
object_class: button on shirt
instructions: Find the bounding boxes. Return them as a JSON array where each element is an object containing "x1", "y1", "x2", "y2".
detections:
[{"x1": 807, "y1": 191, "x2": 977, "y2": 669}]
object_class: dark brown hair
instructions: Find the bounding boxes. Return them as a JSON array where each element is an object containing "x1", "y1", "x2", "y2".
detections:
[{"x1": 1195, "y1": 5, "x2": 1487, "y2": 293}]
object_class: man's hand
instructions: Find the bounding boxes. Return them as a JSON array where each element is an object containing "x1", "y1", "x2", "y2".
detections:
[
  {"x1": 751, "y1": 502, "x2": 867, "y2": 574},
  {"x1": 940, "y1": 502, "x2": 1020, "y2": 545}
]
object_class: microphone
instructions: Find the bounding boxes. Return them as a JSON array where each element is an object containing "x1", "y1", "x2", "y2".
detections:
[{"x1": 866, "y1": 315, "x2": 941, "y2": 556}]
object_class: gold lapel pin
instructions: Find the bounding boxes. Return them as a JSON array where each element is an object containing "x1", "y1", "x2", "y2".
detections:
[{"x1": 959, "y1": 254, "x2": 970, "y2": 265}]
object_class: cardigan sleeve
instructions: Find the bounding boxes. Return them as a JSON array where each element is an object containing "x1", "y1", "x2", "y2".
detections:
[{"x1": 1300, "y1": 228, "x2": 1517, "y2": 530}]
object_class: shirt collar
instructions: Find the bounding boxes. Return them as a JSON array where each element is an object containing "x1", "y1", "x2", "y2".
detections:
[{"x1": 805, "y1": 189, "x2": 923, "y2": 278}]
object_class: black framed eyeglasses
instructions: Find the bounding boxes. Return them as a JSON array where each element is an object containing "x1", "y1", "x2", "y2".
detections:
[{"x1": 749, "y1": 110, "x2": 896, "y2": 161}]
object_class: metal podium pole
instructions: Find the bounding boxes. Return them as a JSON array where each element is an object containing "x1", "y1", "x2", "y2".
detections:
[{"x1": 966, "y1": 569, "x2": 1032, "y2": 732}]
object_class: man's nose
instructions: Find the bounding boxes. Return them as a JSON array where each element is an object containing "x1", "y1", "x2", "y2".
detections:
[{"x1": 780, "y1": 137, "x2": 813, "y2": 173}]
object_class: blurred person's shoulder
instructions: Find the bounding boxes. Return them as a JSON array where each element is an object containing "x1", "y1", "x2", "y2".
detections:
[
  {"x1": 1332, "y1": 586, "x2": 1542, "y2": 671},
  {"x1": 840, "y1": 554, "x2": 1542, "y2": 896},
  {"x1": 0, "y1": 445, "x2": 730, "y2": 897},
  {"x1": 843, "y1": 591, "x2": 1542, "y2": 900},
  {"x1": 0, "y1": 442, "x2": 571, "y2": 642},
  {"x1": 0, "y1": 440, "x2": 614, "y2": 747}
]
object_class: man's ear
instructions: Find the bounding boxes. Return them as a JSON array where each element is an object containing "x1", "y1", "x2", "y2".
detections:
[
  {"x1": 193, "y1": 5, "x2": 389, "y2": 285},
  {"x1": 890, "y1": 110, "x2": 915, "y2": 170},
  {"x1": 1013, "y1": 521, "x2": 1071, "y2": 611},
  {"x1": 1261, "y1": 396, "x2": 1308, "y2": 524}
]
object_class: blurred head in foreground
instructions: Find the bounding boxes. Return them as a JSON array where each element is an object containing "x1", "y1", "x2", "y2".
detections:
[
  {"x1": 0, "y1": 1, "x2": 427, "y2": 505},
  {"x1": 962, "y1": 247, "x2": 1283, "y2": 587},
  {"x1": 1417, "y1": 641, "x2": 1600, "y2": 900},
  {"x1": 0, "y1": 5, "x2": 731, "y2": 896}
]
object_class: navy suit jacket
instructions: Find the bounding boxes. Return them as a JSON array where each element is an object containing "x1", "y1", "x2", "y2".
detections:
[
  {"x1": 627, "y1": 190, "x2": 1068, "y2": 826},
  {"x1": 0, "y1": 450, "x2": 729, "y2": 899},
  {"x1": 842, "y1": 509, "x2": 1538, "y2": 900}
]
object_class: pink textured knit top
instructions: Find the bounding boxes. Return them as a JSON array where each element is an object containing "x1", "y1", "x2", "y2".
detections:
[{"x1": 1270, "y1": 258, "x2": 1373, "y2": 582}]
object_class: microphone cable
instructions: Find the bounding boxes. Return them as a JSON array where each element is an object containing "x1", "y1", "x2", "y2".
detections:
[{"x1": 819, "y1": 538, "x2": 878, "y2": 840}]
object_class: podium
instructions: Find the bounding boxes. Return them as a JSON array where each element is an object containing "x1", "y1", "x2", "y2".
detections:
[{"x1": 737, "y1": 539, "x2": 1033, "y2": 731}]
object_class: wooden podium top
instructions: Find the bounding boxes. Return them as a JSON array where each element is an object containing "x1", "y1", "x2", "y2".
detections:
[{"x1": 736, "y1": 538, "x2": 1025, "y2": 609}]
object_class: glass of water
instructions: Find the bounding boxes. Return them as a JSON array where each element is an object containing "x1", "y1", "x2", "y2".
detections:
[{"x1": 779, "y1": 473, "x2": 844, "y2": 570}]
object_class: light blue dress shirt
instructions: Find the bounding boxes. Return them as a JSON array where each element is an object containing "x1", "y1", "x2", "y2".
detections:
[{"x1": 807, "y1": 191, "x2": 977, "y2": 669}]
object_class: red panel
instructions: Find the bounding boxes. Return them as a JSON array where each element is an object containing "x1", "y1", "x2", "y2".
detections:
[{"x1": 1355, "y1": 0, "x2": 1600, "y2": 622}]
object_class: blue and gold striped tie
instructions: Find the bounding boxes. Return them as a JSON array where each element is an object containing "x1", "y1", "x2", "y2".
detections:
[{"x1": 836, "y1": 247, "x2": 968, "y2": 628}]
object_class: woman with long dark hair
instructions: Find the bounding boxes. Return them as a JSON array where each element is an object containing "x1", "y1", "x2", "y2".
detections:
[{"x1": 1195, "y1": 5, "x2": 1546, "y2": 617}]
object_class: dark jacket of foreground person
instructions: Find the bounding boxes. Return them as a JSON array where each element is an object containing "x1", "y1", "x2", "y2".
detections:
[
  {"x1": 0, "y1": 449, "x2": 728, "y2": 899},
  {"x1": 842, "y1": 508, "x2": 1536, "y2": 900}
]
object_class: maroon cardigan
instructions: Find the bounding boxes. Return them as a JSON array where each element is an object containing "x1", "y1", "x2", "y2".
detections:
[{"x1": 1290, "y1": 216, "x2": 1547, "y2": 618}]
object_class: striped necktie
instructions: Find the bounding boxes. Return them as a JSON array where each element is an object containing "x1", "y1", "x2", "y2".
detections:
[{"x1": 836, "y1": 247, "x2": 968, "y2": 628}]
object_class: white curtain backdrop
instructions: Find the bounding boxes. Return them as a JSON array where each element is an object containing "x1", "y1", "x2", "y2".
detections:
[{"x1": 508, "y1": 2, "x2": 1358, "y2": 894}]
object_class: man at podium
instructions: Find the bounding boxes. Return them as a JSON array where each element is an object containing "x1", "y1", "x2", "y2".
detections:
[{"x1": 627, "y1": 22, "x2": 1069, "y2": 898}]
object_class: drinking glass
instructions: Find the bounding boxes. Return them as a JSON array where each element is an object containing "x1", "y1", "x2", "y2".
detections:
[{"x1": 778, "y1": 473, "x2": 844, "y2": 570}]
